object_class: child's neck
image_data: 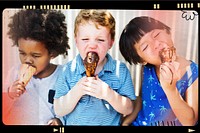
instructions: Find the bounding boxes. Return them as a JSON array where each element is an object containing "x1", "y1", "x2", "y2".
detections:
[{"x1": 35, "y1": 64, "x2": 57, "y2": 79}]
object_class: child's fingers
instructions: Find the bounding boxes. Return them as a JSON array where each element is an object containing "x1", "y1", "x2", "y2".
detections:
[
  {"x1": 11, "y1": 82, "x2": 26, "y2": 97},
  {"x1": 160, "y1": 64, "x2": 173, "y2": 84}
]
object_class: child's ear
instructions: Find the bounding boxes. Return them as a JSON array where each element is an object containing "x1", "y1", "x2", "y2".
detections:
[
  {"x1": 109, "y1": 40, "x2": 114, "y2": 49},
  {"x1": 75, "y1": 37, "x2": 78, "y2": 46},
  {"x1": 142, "y1": 62, "x2": 147, "y2": 66}
]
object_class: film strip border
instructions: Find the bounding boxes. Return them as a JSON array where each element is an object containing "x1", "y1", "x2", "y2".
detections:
[
  {"x1": 153, "y1": 3, "x2": 200, "y2": 9},
  {"x1": 53, "y1": 127, "x2": 64, "y2": 133},
  {"x1": 23, "y1": 5, "x2": 70, "y2": 9},
  {"x1": 22, "y1": 3, "x2": 200, "y2": 10}
]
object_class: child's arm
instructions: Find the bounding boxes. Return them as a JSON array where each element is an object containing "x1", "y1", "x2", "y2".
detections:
[
  {"x1": 7, "y1": 80, "x2": 26, "y2": 100},
  {"x1": 105, "y1": 85, "x2": 134, "y2": 115},
  {"x1": 2, "y1": 80, "x2": 26, "y2": 124},
  {"x1": 82, "y1": 76, "x2": 134, "y2": 115},
  {"x1": 121, "y1": 96, "x2": 142, "y2": 126},
  {"x1": 161, "y1": 78, "x2": 198, "y2": 126},
  {"x1": 160, "y1": 62, "x2": 198, "y2": 126},
  {"x1": 54, "y1": 77, "x2": 90, "y2": 117}
]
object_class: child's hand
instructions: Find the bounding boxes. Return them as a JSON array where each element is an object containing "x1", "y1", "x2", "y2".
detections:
[
  {"x1": 160, "y1": 61, "x2": 180, "y2": 91},
  {"x1": 47, "y1": 118, "x2": 63, "y2": 125},
  {"x1": 82, "y1": 76, "x2": 111, "y2": 100},
  {"x1": 8, "y1": 79, "x2": 26, "y2": 99},
  {"x1": 73, "y1": 76, "x2": 94, "y2": 97}
]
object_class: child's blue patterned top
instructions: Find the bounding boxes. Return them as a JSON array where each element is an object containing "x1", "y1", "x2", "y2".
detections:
[
  {"x1": 54, "y1": 53, "x2": 136, "y2": 125},
  {"x1": 132, "y1": 61, "x2": 198, "y2": 126}
]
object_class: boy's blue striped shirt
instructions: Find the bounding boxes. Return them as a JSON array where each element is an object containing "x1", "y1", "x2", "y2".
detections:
[{"x1": 54, "y1": 53, "x2": 136, "y2": 125}]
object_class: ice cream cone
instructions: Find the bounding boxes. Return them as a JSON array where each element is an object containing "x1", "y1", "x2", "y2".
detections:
[
  {"x1": 83, "y1": 52, "x2": 99, "y2": 77},
  {"x1": 19, "y1": 64, "x2": 36, "y2": 86}
]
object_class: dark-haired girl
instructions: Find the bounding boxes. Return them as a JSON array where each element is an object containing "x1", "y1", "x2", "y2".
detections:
[{"x1": 120, "y1": 16, "x2": 198, "y2": 126}]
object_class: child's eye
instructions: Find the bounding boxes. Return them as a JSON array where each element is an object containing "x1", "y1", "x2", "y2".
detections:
[
  {"x1": 152, "y1": 30, "x2": 161, "y2": 39},
  {"x1": 19, "y1": 52, "x2": 26, "y2": 55},
  {"x1": 142, "y1": 45, "x2": 148, "y2": 51},
  {"x1": 32, "y1": 54, "x2": 41, "y2": 58},
  {"x1": 154, "y1": 33, "x2": 160, "y2": 38},
  {"x1": 33, "y1": 55, "x2": 40, "y2": 58},
  {"x1": 82, "y1": 38, "x2": 89, "y2": 41},
  {"x1": 140, "y1": 43, "x2": 148, "y2": 52},
  {"x1": 97, "y1": 39, "x2": 105, "y2": 42}
]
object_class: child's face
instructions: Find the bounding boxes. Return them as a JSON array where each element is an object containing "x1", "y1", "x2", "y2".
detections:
[
  {"x1": 75, "y1": 21, "x2": 114, "y2": 66},
  {"x1": 134, "y1": 29, "x2": 174, "y2": 65},
  {"x1": 18, "y1": 38, "x2": 53, "y2": 76}
]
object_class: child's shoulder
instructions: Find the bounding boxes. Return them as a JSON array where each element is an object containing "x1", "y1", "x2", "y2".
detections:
[
  {"x1": 118, "y1": 60, "x2": 129, "y2": 69},
  {"x1": 60, "y1": 60, "x2": 73, "y2": 70},
  {"x1": 60, "y1": 56, "x2": 80, "y2": 72},
  {"x1": 111, "y1": 60, "x2": 129, "y2": 71}
]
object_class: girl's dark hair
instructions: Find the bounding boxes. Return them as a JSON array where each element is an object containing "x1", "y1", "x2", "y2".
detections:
[
  {"x1": 7, "y1": 9, "x2": 70, "y2": 57},
  {"x1": 119, "y1": 16, "x2": 171, "y2": 65}
]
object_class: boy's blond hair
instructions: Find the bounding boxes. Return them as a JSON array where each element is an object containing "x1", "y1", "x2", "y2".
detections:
[{"x1": 74, "y1": 9, "x2": 115, "y2": 40}]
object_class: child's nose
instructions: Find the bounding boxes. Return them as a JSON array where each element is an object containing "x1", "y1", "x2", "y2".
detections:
[
  {"x1": 88, "y1": 42, "x2": 98, "y2": 49},
  {"x1": 160, "y1": 43, "x2": 170, "y2": 50},
  {"x1": 153, "y1": 39, "x2": 161, "y2": 50},
  {"x1": 24, "y1": 56, "x2": 34, "y2": 64},
  {"x1": 153, "y1": 40, "x2": 168, "y2": 50}
]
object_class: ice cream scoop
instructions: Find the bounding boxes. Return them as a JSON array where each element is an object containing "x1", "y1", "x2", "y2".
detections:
[
  {"x1": 159, "y1": 46, "x2": 176, "y2": 63},
  {"x1": 159, "y1": 46, "x2": 176, "y2": 85},
  {"x1": 83, "y1": 52, "x2": 99, "y2": 77},
  {"x1": 19, "y1": 64, "x2": 36, "y2": 86}
]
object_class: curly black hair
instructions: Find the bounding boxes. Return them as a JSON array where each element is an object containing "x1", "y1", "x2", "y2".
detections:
[{"x1": 7, "y1": 9, "x2": 70, "y2": 57}]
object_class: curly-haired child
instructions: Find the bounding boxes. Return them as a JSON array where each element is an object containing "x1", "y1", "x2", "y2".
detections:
[{"x1": 3, "y1": 9, "x2": 70, "y2": 125}]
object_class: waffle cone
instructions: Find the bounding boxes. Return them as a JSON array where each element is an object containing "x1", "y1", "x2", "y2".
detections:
[{"x1": 19, "y1": 64, "x2": 36, "y2": 86}]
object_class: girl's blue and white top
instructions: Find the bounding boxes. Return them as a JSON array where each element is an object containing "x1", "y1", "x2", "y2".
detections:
[
  {"x1": 54, "y1": 53, "x2": 136, "y2": 125},
  {"x1": 132, "y1": 61, "x2": 198, "y2": 126}
]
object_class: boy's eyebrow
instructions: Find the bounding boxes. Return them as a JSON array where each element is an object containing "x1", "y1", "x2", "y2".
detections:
[
  {"x1": 18, "y1": 49, "x2": 42, "y2": 55},
  {"x1": 32, "y1": 53, "x2": 42, "y2": 55}
]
